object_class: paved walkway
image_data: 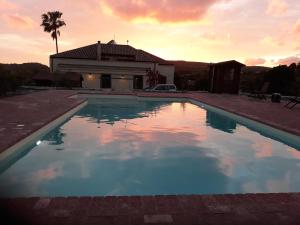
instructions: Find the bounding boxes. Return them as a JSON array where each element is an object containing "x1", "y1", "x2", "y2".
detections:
[
  {"x1": 0, "y1": 90, "x2": 84, "y2": 154},
  {"x1": 1, "y1": 193, "x2": 300, "y2": 225}
]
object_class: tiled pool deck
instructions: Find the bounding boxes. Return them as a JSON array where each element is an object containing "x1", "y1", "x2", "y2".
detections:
[
  {"x1": 0, "y1": 90, "x2": 300, "y2": 225},
  {"x1": 1, "y1": 194, "x2": 300, "y2": 225}
]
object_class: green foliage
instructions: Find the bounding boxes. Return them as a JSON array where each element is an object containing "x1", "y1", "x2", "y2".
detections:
[
  {"x1": 55, "y1": 77, "x2": 73, "y2": 89},
  {"x1": 41, "y1": 11, "x2": 66, "y2": 53},
  {"x1": 241, "y1": 63, "x2": 300, "y2": 96},
  {"x1": 240, "y1": 72, "x2": 265, "y2": 93},
  {"x1": 0, "y1": 66, "x2": 21, "y2": 96},
  {"x1": 264, "y1": 64, "x2": 298, "y2": 95}
]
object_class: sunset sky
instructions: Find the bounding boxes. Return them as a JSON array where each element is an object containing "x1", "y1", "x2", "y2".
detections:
[{"x1": 1, "y1": 0, "x2": 300, "y2": 67}]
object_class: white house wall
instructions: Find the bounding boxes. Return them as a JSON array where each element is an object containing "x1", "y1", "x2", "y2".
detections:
[
  {"x1": 157, "y1": 64, "x2": 175, "y2": 84},
  {"x1": 82, "y1": 74, "x2": 101, "y2": 89},
  {"x1": 51, "y1": 58, "x2": 175, "y2": 90},
  {"x1": 112, "y1": 75, "x2": 133, "y2": 91}
]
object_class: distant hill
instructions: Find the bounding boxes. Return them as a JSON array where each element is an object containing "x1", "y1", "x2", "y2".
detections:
[
  {"x1": 0, "y1": 63, "x2": 49, "y2": 75},
  {"x1": 168, "y1": 60, "x2": 209, "y2": 75},
  {"x1": 169, "y1": 60, "x2": 271, "y2": 76},
  {"x1": 241, "y1": 66, "x2": 271, "y2": 74}
]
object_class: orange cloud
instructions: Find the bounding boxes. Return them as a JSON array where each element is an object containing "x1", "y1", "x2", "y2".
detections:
[
  {"x1": 102, "y1": 0, "x2": 221, "y2": 23},
  {"x1": 276, "y1": 56, "x2": 300, "y2": 65},
  {"x1": 294, "y1": 19, "x2": 300, "y2": 34},
  {"x1": 2, "y1": 13, "x2": 34, "y2": 29},
  {"x1": 0, "y1": 0, "x2": 18, "y2": 10},
  {"x1": 266, "y1": 0, "x2": 288, "y2": 16},
  {"x1": 245, "y1": 58, "x2": 266, "y2": 66}
]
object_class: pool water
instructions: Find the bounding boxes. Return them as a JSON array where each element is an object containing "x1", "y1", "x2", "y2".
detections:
[{"x1": 0, "y1": 98, "x2": 300, "y2": 197}]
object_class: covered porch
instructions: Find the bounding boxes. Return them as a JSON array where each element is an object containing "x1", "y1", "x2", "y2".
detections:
[{"x1": 55, "y1": 62, "x2": 150, "y2": 91}]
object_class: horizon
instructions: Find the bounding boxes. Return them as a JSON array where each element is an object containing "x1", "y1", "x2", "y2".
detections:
[{"x1": 1, "y1": 0, "x2": 300, "y2": 67}]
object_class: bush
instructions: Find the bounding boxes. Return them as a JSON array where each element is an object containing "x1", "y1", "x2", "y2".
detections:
[
  {"x1": 0, "y1": 74, "x2": 21, "y2": 96},
  {"x1": 0, "y1": 66, "x2": 22, "y2": 96}
]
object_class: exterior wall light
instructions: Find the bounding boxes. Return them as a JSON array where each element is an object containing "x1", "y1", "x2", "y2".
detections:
[{"x1": 88, "y1": 74, "x2": 94, "y2": 80}]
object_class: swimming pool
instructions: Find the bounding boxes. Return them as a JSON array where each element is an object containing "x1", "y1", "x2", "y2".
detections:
[{"x1": 0, "y1": 97, "x2": 300, "y2": 197}]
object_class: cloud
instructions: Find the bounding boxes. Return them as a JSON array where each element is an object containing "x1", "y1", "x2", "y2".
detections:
[
  {"x1": 266, "y1": 0, "x2": 288, "y2": 16},
  {"x1": 245, "y1": 58, "x2": 266, "y2": 66},
  {"x1": 2, "y1": 13, "x2": 34, "y2": 29},
  {"x1": 0, "y1": 0, "x2": 18, "y2": 10},
  {"x1": 276, "y1": 56, "x2": 300, "y2": 65},
  {"x1": 102, "y1": 0, "x2": 223, "y2": 23},
  {"x1": 294, "y1": 19, "x2": 300, "y2": 35},
  {"x1": 260, "y1": 36, "x2": 284, "y2": 47}
]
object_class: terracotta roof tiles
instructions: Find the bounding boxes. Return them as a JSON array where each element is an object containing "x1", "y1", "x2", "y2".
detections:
[{"x1": 50, "y1": 42, "x2": 171, "y2": 64}]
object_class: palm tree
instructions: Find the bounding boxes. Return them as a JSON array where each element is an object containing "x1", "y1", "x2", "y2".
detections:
[{"x1": 41, "y1": 11, "x2": 66, "y2": 54}]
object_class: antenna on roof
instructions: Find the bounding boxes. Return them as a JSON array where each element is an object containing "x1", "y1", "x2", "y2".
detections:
[
  {"x1": 113, "y1": 34, "x2": 115, "y2": 41},
  {"x1": 126, "y1": 40, "x2": 129, "y2": 45}
]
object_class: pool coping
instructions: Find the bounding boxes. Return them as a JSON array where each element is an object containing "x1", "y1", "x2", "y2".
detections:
[{"x1": 0, "y1": 100, "x2": 88, "y2": 161}]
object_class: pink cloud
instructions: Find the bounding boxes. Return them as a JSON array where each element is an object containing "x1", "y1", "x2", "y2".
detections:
[
  {"x1": 245, "y1": 58, "x2": 266, "y2": 66},
  {"x1": 102, "y1": 0, "x2": 221, "y2": 22},
  {"x1": 266, "y1": 0, "x2": 288, "y2": 16},
  {"x1": 2, "y1": 13, "x2": 34, "y2": 29},
  {"x1": 277, "y1": 56, "x2": 300, "y2": 65},
  {"x1": 294, "y1": 19, "x2": 300, "y2": 34},
  {"x1": 0, "y1": 0, "x2": 18, "y2": 10}
]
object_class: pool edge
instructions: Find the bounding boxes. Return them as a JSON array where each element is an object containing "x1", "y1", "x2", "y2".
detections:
[
  {"x1": 0, "y1": 100, "x2": 88, "y2": 161},
  {"x1": 1, "y1": 93, "x2": 299, "y2": 162}
]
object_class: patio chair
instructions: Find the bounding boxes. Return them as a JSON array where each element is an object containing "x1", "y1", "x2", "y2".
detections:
[
  {"x1": 248, "y1": 82, "x2": 270, "y2": 100},
  {"x1": 284, "y1": 96, "x2": 300, "y2": 109}
]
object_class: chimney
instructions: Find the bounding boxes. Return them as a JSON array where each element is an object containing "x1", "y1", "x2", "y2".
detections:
[{"x1": 97, "y1": 41, "x2": 101, "y2": 61}]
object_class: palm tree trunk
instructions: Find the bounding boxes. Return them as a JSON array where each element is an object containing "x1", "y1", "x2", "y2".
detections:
[
  {"x1": 55, "y1": 37, "x2": 58, "y2": 54},
  {"x1": 55, "y1": 29, "x2": 58, "y2": 53}
]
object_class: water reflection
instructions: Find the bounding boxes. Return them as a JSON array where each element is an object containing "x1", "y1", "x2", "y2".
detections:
[
  {"x1": 79, "y1": 99, "x2": 171, "y2": 125},
  {"x1": 0, "y1": 100, "x2": 300, "y2": 197},
  {"x1": 43, "y1": 127, "x2": 66, "y2": 146},
  {"x1": 206, "y1": 111, "x2": 237, "y2": 133}
]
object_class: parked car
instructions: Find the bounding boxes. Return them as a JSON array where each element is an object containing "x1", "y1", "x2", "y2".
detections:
[{"x1": 145, "y1": 84, "x2": 177, "y2": 92}]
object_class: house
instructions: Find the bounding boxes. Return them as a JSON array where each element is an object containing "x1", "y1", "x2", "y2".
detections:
[
  {"x1": 209, "y1": 60, "x2": 245, "y2": 94},
  {"x1": 50, "y1": 40, "x2": 175, "y2": 91}
]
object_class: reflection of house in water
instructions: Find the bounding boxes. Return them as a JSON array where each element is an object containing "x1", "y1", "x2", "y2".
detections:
[
  {"x1": 206, "y1": 111, "x2": 237, "y2": 133},
  {"x1": 43, "y1": 127, "x2": 66, "y2": 146},
  {"x1": 76, "y1": 100, "x2": 172, "y2": 126}
]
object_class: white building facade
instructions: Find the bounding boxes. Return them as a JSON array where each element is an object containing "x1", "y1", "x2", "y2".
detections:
[{"x1": 50, "y1": 40, "x2": 175, "y2": 91}]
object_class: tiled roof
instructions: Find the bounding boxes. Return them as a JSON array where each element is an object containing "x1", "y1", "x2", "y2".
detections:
[{"x1": 50, "y1": 42, "x2": 171, "y2": 64}]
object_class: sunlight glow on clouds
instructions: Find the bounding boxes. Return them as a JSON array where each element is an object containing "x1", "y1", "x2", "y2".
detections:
[
  {"x1": 2, "y1": 13, "x2": 34, "y2": 29},
  {"x1": 0, "y1": 0, "x2": 18, "y2": 10},
  {"x1": 277, "y1": 56, "x2": 300, "y2": 65},
  {"x1": 266, "y1": 0, "x2": 288, "y2": 16},
  {"x1": 0, "y1": 0, "x2": 300, "y2": 66},
  {"x1": 102, "y1": 0, "x2": 222, "y2": 23},
  {"x1": 245, "y1": 58, "x2": 266, "y2": 66}
]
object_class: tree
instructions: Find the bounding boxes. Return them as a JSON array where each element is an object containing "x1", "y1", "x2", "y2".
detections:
[
  {"x1": 41, "y1": 11, "x2": 66, "y2": 54},
  {"x1": 146, "y1": 69, "x2": 166, "y2": 88}
]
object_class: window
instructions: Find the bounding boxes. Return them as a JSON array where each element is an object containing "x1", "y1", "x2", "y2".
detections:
[
  {"x1": 168, "y1": 85, "x2": 176, "y2": 90},
  {"x1": 154, "y1": 85, "x2": 165, "y2": 90},
  {"x1": 101, "y1": 74, "x2": 111, "y2": 88},
  {"x1": 133, "y1": 76, "x2": 143, "y2": 89}
]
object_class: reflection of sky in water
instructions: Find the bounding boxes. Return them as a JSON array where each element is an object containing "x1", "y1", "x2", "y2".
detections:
[{"x1": 0, "y1": 99, "x2": 300, "y2": 197}]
